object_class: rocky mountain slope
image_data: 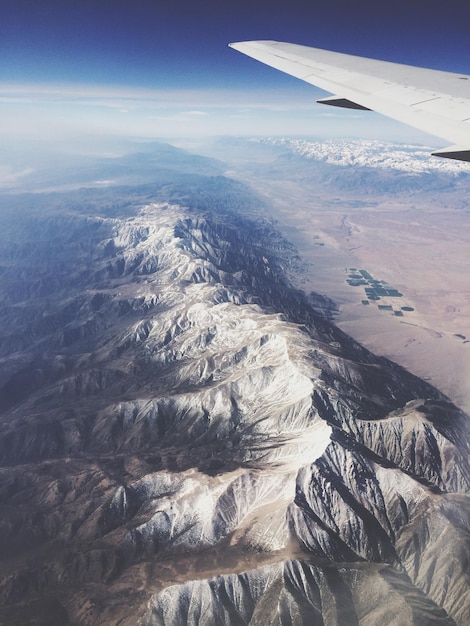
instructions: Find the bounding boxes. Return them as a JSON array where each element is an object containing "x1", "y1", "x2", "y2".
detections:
[{"x1": 0, "y1": 156, "x2": 468, "y2": 625}]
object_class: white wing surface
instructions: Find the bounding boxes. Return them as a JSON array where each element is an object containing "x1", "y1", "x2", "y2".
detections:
[{"x1": 229, "y1": 40, "x2": 470, "y2": 161}]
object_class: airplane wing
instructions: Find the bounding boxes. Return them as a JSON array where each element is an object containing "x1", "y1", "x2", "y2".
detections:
[{"x1": 228, "y1": 40, "x2": 470, "y2": 162}]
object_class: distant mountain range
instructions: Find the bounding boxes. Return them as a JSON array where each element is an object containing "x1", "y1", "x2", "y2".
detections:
[
  {"x1": 260, "y1": 138, "x2": 470, "y2": 175},
  {"x1": 225, "y1": 137, "x2": 470, "y2": 200}
]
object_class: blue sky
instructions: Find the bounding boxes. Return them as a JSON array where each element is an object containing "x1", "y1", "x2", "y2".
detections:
[{"x1": 1, "y1": 0, "x2": 470, "y2": 143}]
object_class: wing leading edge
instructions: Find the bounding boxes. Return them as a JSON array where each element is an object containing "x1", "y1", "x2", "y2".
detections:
[{"x1": 229, "y1": 40, "x2": 470, "y2": 162}]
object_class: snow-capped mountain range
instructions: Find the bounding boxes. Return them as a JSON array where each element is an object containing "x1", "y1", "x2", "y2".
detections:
[{"x1": 258, "y1": 137, "x2": 470, "y2": 176}]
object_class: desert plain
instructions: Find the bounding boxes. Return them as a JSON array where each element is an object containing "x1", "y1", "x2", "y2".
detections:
[{"x1": 220, "y1": 138, "x2": 470, "y2": 413}]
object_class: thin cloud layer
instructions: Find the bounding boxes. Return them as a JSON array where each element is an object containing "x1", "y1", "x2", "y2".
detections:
[{"x1": 0, "y1": 82, "x2": 433, "y2": 143}]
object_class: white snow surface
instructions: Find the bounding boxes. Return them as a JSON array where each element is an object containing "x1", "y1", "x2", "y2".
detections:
[{"x1": 258, "y1": 137, "x2": 469, "y2": 175}]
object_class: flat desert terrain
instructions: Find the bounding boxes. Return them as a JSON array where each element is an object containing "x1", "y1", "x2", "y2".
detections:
[{"x1": 222, "y1": 142, "x2": 470, "y2": 413}]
